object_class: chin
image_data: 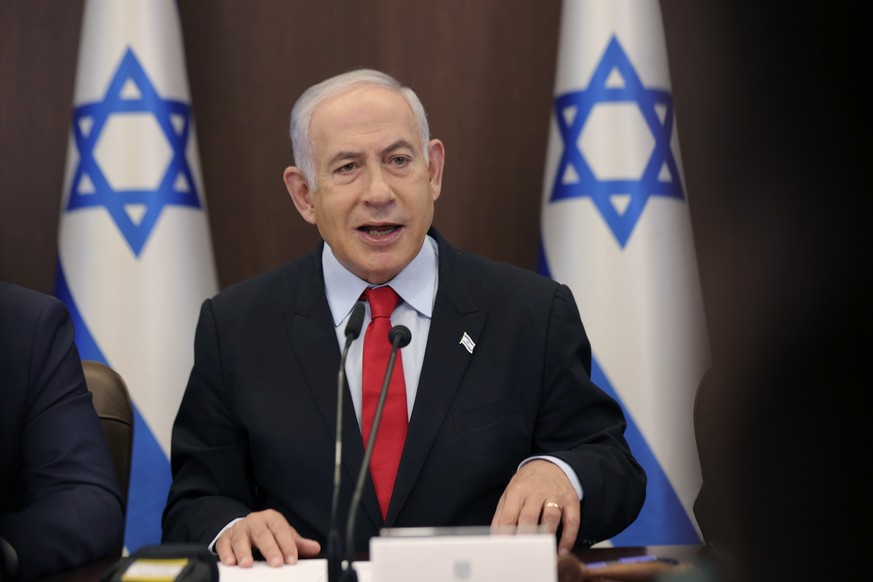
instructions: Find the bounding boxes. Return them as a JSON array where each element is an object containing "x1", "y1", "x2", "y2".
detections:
[{"x1": 362, "y1": 263, "x2": 401, "y2": 285}]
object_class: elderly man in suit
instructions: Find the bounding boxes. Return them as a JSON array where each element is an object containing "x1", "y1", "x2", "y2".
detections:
[
  {"x1": 0, "y1": 283, "x2": 124, "y2": 580},
  {"x1": 162, "y1": 69, "x2": 645, "y2": 567}
]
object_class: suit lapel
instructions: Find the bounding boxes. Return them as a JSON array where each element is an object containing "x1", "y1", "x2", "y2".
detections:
[
  {"x1": 386, "y1": 233, "x2": 486, "y2": 523},
  {"x1": 283, "y1": 249, "x2": 383, "y2": 531}
]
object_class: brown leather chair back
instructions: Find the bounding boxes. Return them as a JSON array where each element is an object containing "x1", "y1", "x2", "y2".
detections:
[{"x1": 82, "y1": 360, "x2": 133, "y2": 509}]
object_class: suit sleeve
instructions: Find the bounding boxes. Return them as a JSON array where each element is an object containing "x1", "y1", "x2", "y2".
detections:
[
  {"x1": 162, "y1": 299, "x2": 258, "y2": 544},
  {"x1": 0, "y1": 298, "x2": 124, "y2": 579},
  {"x1": 537, "y1": 284, "x2": 646, "y2": 546}
]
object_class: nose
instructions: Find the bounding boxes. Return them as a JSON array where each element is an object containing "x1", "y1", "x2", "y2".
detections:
[{"x1": 363, "y1": 166, "x2": 394, "y2": 206}]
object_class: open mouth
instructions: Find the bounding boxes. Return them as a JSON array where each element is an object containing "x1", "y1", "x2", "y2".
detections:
[{"x1": 358, "y1": 225, "x2": 401, "y2": 237}]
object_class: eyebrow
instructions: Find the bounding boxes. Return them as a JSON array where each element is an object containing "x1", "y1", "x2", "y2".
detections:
[
  {"x1": 381, "y1": 139, "x2": 416, "y2": 156},
  {"x1": 327, "y1": 150, "x2": 363, "y2": 168}
]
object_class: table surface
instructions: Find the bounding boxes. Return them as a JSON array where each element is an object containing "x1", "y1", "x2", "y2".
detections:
[{"x1": 34, "y1": 544, "x2": 706, "y2": 581}]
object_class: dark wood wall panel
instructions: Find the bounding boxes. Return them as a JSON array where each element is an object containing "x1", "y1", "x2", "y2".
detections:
[
  {"x1": 0, "y1": 0, "x2": 691, "y2": 296},
  {"x1": 1, "y1": 0, "x2": 867, "y2": 368},
  {"x1": 0, "y1": 1, "x2": 82, "y2": 293},
  {"x1": 0, "y1": 0, "x2": 726, "y2": 347},
  {"x1": 177, "y1": 0, "x2": 563, "y2": 287}
]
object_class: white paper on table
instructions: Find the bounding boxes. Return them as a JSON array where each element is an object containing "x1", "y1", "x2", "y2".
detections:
[{"x1": 217, "y1": 559, "x2": 371, "y2": 581}]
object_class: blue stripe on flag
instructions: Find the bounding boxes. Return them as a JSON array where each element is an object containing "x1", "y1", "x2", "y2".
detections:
[
  {"x1": 537, "y1": 240, "x2": 699, "y2": 544},
  {"x1": 54, "y1": 262, "x2": 172, "y2": 550},
  {"x1": 126, "y1": 406, "x2": 172, "y2": 549},
  {"x1": 54, "y1": 263, "x2": 107, "y2": 366},
  {"x1": 590, "y1": 358, "x2": 700, "y2": 545}
]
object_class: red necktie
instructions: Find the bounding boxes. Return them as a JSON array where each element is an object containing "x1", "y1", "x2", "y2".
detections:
[{"x1": 361, "y1": 286, "x2": 408, "y2": 519}]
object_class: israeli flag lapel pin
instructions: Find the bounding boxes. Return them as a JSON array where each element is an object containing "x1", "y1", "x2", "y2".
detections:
[{"x1": 459, "y1": 332, "x2": 476, "y2": 354}]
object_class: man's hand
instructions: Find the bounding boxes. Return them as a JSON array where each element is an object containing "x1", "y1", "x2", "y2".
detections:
[
  {"x1": 215, "y1": 509, "x2": 321, "y2": 567},
  {"x1": 491, "y1": 460, "x2": 581, "y2": 554}
]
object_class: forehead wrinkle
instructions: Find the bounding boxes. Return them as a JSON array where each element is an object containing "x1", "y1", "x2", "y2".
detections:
[{"x1": 311, "y1": 86, "x2": 423, "y2": 171}]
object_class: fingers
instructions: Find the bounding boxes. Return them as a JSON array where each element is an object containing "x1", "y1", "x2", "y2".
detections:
[
  {"x1": 491, "y1": 486, "x2": 539, "y2": 530},
  {"x1": 540, "y1": 501, "x2": 564, "y2": 534},
  {"x1": 491, "y1": 489, "x2": 515, "y2": 528},
  {"x1": 293, "y1": 535, "x2": 323, "y2": 559},
  {"x1": 250, "y1": 512, "x2": 287, "y2": 567},
  {"x1": 274, "y1": 524, "x2": 322, "y2": 562},
  {"x1": 215, "y1": 532, "x2": 238, "y2": 566},
  {"x1": 216, "y1": 521, "x2": 254, "y2": 567},
  {"x1": 491, "y1": 460, "x2": 582, "y2": 552},
  {"x1": 557, "y1": 504, "x2": 581, "y2": 555},
  {"x1": 216, "y1": 509, "x2": 322, "y2": 568},
  {"x1": 491, "y1": 473, "x2": 548, "y2": 529}
]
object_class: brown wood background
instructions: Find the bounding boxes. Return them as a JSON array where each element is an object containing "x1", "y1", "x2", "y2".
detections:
[{"x1": 0, "y1": 1, "x2": 868, "y2": 366}]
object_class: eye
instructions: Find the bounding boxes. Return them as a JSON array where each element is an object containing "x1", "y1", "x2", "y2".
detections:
[
  {"x1": 388, "y1": 155, "x2": 411, "y2": 167},
  {"x1": 335, "y1": 162, "x2": 358, "y2": 174}
]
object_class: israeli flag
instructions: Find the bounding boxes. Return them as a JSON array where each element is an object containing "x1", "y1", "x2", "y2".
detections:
[
  {"x1": 539, "y1": 0, "x2": 710, "y2": 545},
  {"x1": 54, "y1": 0, "x2": 217, "y2": 550}
]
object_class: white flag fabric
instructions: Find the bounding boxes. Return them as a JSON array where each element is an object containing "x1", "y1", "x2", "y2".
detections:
[
  {"x1": 55, "y1": 0, "x2": 217, "y2": 550},
  {"x1": 539, "y1": 0, "x2": 710, "y2": 544}
]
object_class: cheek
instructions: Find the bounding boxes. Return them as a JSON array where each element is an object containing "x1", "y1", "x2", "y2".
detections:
[
  {"x1": 417, "y1": 194, "x2": 435, "y2": 223},
  {"x1": 314, "y1": 197, "x2": 345, "y2": 226}
]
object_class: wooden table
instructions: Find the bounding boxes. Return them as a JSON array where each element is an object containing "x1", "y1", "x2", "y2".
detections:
[{"x1": 35, "y1": 545, "x2": 706, "y2": 581}]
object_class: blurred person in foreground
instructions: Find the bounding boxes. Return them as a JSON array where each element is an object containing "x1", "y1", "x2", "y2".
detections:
[
  {"x1": 0, "y1": 282, "x2": 123, "y2": 580},
  {"x1": 688, "y1": 0, "x2": 872, "y2": 580}
]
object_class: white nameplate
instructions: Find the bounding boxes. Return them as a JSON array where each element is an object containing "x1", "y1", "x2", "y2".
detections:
[{"x1": 370, "y1": 527, "x2": 556, "y2": 582}]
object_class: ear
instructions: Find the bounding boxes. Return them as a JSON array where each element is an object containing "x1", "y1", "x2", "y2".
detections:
[
  {"x1": 284, "y1": 166, "x2": 317, "y2": 225},
  {"x1": 426, "y1": 139, "x2": 445, "y2": 202}
]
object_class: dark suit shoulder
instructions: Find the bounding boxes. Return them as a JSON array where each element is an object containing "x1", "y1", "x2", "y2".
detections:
[
  {"x1": 440, "y1": 242, "x2": 565, "y2": 311},
  {"x1": 0, "y1": 283, "x2": 72, "y2": 377},
  {"x1": 0, "y1": 282, "x2": 68, "y2": 331},
  {"x1": 0, "y1": 283, "x2": 124, "y2": 578},
  {"x1": 457, "y1": 250, "x2": 556, "y2": 289}
]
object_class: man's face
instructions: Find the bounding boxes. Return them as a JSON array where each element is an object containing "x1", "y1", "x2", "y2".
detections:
[{"x1": 285, "y1": 85, "x2": 444, "y2": 284}]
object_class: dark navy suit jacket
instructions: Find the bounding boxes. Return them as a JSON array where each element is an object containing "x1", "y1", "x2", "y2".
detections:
[
  {"x1": 162, "y1": 231, "x2": 645, "y2": 551},
  {"x1": 0, "y1": 283, "x2": 123, "y2": 580}
]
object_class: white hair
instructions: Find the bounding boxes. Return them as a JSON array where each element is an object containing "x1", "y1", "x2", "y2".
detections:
[{"x1": 289, "y1": 69, "x2": 431, "y2": 191}]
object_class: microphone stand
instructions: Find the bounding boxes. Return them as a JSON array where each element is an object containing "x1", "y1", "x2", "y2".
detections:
[
  {"x1": 328, "y1": 303, "x2": 364, "y2": 582},
  {"x1": 341, "y1": 325, "x2": 411, "y2": 581}
]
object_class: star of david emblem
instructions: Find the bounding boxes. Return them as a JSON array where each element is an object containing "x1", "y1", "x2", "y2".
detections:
[
  {"x1": 66, "y1": 47, "x2": 201, "y2": 256},
  {"x1": 549, "y1": 36, "x2": 684, "y2": 247}
]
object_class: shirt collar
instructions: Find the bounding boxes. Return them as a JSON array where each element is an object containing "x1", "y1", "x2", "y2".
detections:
[{"x1": 322, "y1": 235, "x2": 439, "y2": 327}]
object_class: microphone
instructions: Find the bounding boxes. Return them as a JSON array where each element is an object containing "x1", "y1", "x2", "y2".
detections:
[
  {"x1": 388, "y1": 325, "x2": 412, "y2": 350},
  {"x1": 342, "y1": 324, "x2": 411, "y2": 581},
  {"x1": 328, "y1": 302, "x2": 365, "y2": 582}
]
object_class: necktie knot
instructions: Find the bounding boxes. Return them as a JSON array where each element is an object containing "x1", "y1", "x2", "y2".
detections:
[{"x1": 364, "y1": 286, "x2": 401, "y2": 320}]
